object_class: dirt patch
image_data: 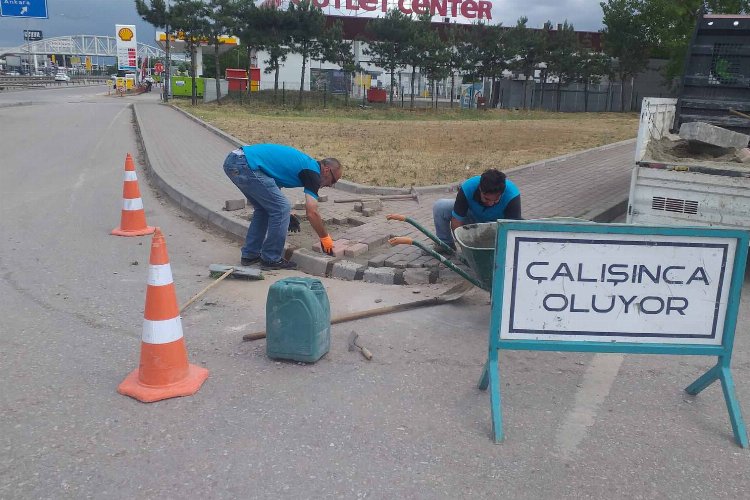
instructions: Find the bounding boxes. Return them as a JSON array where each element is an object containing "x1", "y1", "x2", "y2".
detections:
[
  {"x1": 181, "y1": 103, "x2": 639, "y2": 187},
  {"x1": 646, "y1": 137, "x2": 747, "y2": 166}
]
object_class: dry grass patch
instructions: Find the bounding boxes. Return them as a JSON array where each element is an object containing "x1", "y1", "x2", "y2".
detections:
[{"x1": 178, "y1": 103, "x2": 639, "y2": 187}]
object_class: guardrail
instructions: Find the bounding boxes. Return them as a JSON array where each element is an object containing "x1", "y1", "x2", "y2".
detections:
[{"x1": 0, "y1": 75, "x2": 110, "y2": 90}]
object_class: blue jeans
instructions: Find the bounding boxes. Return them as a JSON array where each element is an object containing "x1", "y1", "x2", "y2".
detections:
[
  {"x1": 223, "y1": 151, "x2": 290, "y2": 262},
  {"x1": 433, "y1": 198, "x2": 475, "y2": 249}
]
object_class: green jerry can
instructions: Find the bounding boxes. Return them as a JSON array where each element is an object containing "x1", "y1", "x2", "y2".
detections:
[{"x1": 266, "y1": 277, "x2": 331, "y2": 363}]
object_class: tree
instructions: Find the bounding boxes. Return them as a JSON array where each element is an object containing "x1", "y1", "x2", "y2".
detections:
[
  {"x1": 287, "y1": 0, "x2": 326, "y2": 107},
  {"x1": 419, "y1": 27, "x2": 451, "y2": 108},
  {"x1": 135, "y1": 0, "x2": 173, "y2": 101},
  {"x1": 600, "y1": 0, "x2": 651, "y2": 111},
  {"x1": 459, "y1": 23, "x2": 510, "y2": 109},
  {"x1": 638, "y1": 0, "x2": 749, "y2": 85},
  {"x1": 546, "y1": 20, "x2": 579, "y2": 111},
  {"x1": 576, "y1": 49, "x2": 611, "y2": 111},
  {"x1": 319, "y1": 21, "x2": 359, "y2": 103},
  {"x1": 508, "y1": 17, "x2": 546, "y2": 109},
  {"x1": 204, "y1": 0, "x2": 236, "y2": 104},
  {"x1": 171, "y1": 0, "x2": 210, "y2": 105},
  {"x1": 363, "y1": 9, "x2": 413, "y2": 105}
]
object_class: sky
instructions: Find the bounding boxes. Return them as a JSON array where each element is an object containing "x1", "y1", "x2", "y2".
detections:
[{"x1": 0, "y1": 0, "x2": 606, "y2": 48}]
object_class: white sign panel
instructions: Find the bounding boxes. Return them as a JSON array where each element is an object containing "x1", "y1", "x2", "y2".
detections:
[
  {"x1": 116, "y1": 24, "x2": 138, "y2": 71},
  {"x1": 500, "y1": 231, "x2": 736, "y2": 345}
]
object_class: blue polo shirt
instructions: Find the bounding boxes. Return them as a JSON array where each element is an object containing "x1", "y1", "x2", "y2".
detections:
[
  {"x1": 452, "y1": 175, "x2": 520, "y2": 222},
  {"x1": 241, "y1": 144, "x2": 322, "y2": 199}
]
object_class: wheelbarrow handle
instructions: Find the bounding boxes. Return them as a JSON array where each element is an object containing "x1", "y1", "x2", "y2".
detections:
[
  {"x1": 389, "y1": 236, "x2": 413, "y2": 246},
  {"x1": 386, "y1": 214, "x2": 407, "y2": 222},
  {"x1": 386, "y1": 213, "x2": 467, "y2": 265}
]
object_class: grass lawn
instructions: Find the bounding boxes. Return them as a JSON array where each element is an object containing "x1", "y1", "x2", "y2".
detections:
[{"x1": 174, "y1": 101, "x2": 639, "y2": 187}]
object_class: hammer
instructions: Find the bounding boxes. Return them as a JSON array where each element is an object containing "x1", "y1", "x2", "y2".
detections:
[
  {"x1": 334, "y1": 187, "x2": 420, "y2": 205},
  {"x1": 348, "y1": 331, "x2": 373, "y2": 360}
]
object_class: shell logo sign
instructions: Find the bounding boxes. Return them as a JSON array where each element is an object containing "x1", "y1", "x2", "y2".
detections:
[{"x1": 118, "y1": 27, "x2": 135, "y2": 42}]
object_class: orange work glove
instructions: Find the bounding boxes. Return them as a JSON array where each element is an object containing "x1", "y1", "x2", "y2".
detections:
[{"x1": 320, "y1": 235, "x2": 334, "y2": 256}]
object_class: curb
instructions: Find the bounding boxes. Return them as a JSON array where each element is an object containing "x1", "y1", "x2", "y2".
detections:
[{"x1": 0, "y1": 101, "x2": 32, "y2": 108}]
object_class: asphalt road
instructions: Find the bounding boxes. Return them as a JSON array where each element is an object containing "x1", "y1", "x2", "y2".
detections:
[{"x1": 1, "y1": 85, "x2": 749, "y2": 499}]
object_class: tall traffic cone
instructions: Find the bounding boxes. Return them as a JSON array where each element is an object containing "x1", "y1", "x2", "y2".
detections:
[
  {"x1": 111, "y1": 153, "x2": 155, "y2": 237},
  {"x1": 118, "y1": 228, "x2": 209, "y2": 402}
]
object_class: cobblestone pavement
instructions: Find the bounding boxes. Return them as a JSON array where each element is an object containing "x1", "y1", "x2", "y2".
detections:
[{"x1": 134, "y1": 101, "x2": 635, "y2": 285}]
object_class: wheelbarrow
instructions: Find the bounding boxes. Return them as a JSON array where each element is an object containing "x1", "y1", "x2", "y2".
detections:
[
  {"x1": 386, "y1": 214, "x2": 495, "y2": 291},
  {"x1": 387, "y1": 214, "x2": 588, "y2": 292}
]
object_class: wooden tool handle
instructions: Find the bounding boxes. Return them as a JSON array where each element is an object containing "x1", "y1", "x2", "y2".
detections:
[
  {"x1": 243, "y1": 331, "x2": 267, "y2": 341},
  {"x1": 180, "y1": 267, "x2": 234, "y2": 313},
  {"x1": 360, "y1": 347, "x2": 373, "y2": 360}
]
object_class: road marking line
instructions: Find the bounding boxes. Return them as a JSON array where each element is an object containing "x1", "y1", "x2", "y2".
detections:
[{"x1": 554, "y1": 353, "x2": 624, "y2": 460}]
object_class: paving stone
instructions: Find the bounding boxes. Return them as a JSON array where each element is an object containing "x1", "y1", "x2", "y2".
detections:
[
  {"x1": 407, "y1": 256, "x2": 434, "y2": 268},
  {"x1": 318, "y1": 194, "x2": 328, "y2": 202},
  {"x1": 353, "y1": 202, "x2": 363, "y2": 212},
  {"x1": 344, "y1": 243, "x2": 369, "y2": 257},
  {"x1": 679, "y1": 122, "x2": 750, "y2": 149},
  {"x1": 332, "y1": 216, "x2": 349, "y2": 225},
  {"x1": 367, "y1": 254, "x2": 389, "y2": 267},
  {"x1": 293, "y1": 200, "x2": 305, "y2": 210},
  {"x1": 223, "y1": 199, "x2": 245, "y2": 211},
  {"x1": 363, "y1": 267, "x2": 397, "y2": 285},
  {"x1": 331, "y1": 260, "x2": 365, "y2": 281},
  {"x1": 313, "y1": 238, "x2": 349, "y2": 257},
  {"x1": 290, "y1": 248, "x2": 335, "y2": 277},
  {"x1": 737, "y1": 148, "x2": 750, "y2": 163},
  {"x1": 360, "y1": 234, "x2": 389, "y2": 247},
  {"x1": 362, "y1": 208, "x2": 379, "y2": 217},
  {"x1": 361, "y1": 199, "x2": 383, "y2": 211},
  {"x1": 402, "y1": 268, "x2": 437, "y2": 285}
]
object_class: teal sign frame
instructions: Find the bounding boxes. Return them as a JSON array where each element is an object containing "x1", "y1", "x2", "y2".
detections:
[{"x1": 478, "y1": 221, "x2": 749, "y2": 447}]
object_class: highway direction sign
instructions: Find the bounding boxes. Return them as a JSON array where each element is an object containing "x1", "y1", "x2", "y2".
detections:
[{"x1": 1, "y1": 0, "x2": 49, "y2": 19}]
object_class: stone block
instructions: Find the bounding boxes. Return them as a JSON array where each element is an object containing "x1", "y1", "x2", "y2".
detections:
[
  {"x1": 407, "y1": 256, "x2": 433, "y2": 268},
  {"x1": 367, "y1": 254, "x2": 389, "y2": 267},
  {"x1": 361, "y1": 199, "x2": 383, "y2": 211},
  {"x1": 344, "y1": 243, "x2": 369, "y2": 257},
  {"x1": 736, "y1": 148, "x2": 750, "y2": 164},
  {"x1": 363, "y1": 267, "x2": 397, "y2": 285},
  {"x1": 331, "y1": 261, "x2": 365, "y2": 281},
  {"x1": 290, "y1": 248, "x2": 335, "y2": 277},
  {"x1": 679, "y1": 122, "x2": 750, "y2": 149},
  {"x1": 332, "y1": 216, "x2": 349, "y2": 225},
  {"x1": 360, "y1": 234, "x2": 389, "y2": 247},
  {"x1": 313, "y1": 239, "x2": 349, "y2": 257},
  {"x1": 353, "y1": 202, "x2": 363, "y2": 212},
  {"x1": 402, "y1": 268, "x2": 437, "y2": 285},
  {"x1": 318, "y1": 194, "x2": 328, "y2": 202},
  {"x1": 223, "y1": 199, "x2": 245, "y2": 211},
  {"x1": 293, "y1": 200, "x2": 306, "y2": 210},
  {"x1": 362, "y1": 208, "x2": 378, "y2": 217}
]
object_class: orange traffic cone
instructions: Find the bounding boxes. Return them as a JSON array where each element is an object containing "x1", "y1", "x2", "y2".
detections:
[
  {"x1": 111, "y1": 153, "x2": 155, "y2": 237},
  {"x1": 118, "y1": 228, "x2": 209, "y2": 402}
]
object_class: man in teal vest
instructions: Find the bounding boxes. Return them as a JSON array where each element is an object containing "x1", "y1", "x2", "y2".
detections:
[
  {"x1": 432, "y1": 169, "x2": 522, "y2": 251},
  {"x1": 223, "y1": 144, "x2": 342, "y2": 270}
]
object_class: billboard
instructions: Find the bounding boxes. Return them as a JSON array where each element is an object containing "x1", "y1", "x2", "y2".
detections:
[{"x1": 116, "y1": 24, "x2": 138, "y2": 72}]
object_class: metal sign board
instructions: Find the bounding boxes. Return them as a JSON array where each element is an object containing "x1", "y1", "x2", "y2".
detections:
[
  {"x1": 478, "y1": 220, "x2": 749, "y2": 447},
  {"x1": 1, "y1": 0, "x2": 48, "y2": 18},
  {"x1": 115, "y1": 24, "x2": 138, "y2": 71},
  {"x1": 500, "y1": 232, "x2": 734, "y2": 345},
  {"x1": 23, "y1": 30, "x2": 43, "y2": 41}
]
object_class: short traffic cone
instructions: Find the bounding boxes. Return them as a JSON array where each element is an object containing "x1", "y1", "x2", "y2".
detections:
[
  {"x1": 111, "y1": 153, "x2": 155, "y2": 237},
  {"x1": 118, "y1": 228, "x2": 209, "y2": 402}
]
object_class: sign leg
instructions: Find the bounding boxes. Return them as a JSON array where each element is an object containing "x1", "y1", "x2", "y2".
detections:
[
  {"x1": 719, "y1": 366, "x2": 748, "y2": 448},
  {"x1": 489, "y1": 349, "x2": 504, "y2": 443},
  {"x1": 685, "y1": 363, "x2": 720, "y2": 395},
  {"x1": 477, "y1": 359, "x2": 489, "y2": 391}
]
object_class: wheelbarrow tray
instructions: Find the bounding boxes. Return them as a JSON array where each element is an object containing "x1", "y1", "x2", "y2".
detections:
[{"x1": 453, "y1": 223, "x2": 497, "y2": 291}]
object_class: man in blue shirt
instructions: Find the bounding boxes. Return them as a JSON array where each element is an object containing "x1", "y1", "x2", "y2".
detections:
[
  {"x1": 432, "y1": 169, "x2": 522, "y2": 252},
  {"x1": 223, "y1": 144, "x2": 343, "y2": 270}
]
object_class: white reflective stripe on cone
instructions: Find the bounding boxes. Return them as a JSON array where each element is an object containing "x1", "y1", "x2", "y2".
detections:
[
  {"x1": 142, "y1": 316, "x2": 184, "y2": 344},
  {"x1": 124, "y1": 171, "x2": 138, "y2": 181},
  {"x1": 148, "y1": 263, "x2": 173, "y2": 287},
  {"x1": 122, "y1": 197, "x2": 144, "y2": 211}
]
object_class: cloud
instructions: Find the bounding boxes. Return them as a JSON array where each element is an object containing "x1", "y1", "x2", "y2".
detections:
[{"x1": 491, "y1": 0, "x2": 604, "y2": 31}]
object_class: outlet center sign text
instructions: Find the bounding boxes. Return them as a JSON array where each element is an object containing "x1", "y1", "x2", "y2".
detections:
[{"x1": 294, "y1": 0, "x2": 493, "y2": 20}]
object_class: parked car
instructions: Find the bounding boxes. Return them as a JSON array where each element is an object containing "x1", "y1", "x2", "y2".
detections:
[{"x1": 54, "y1": 73, "x2": 71, "y2": 82}]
